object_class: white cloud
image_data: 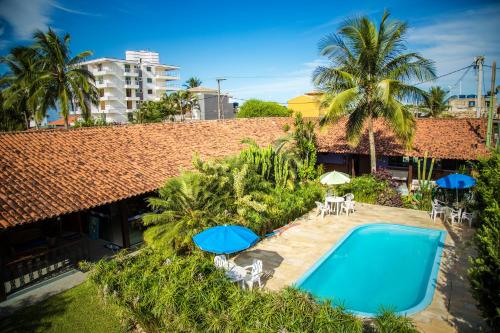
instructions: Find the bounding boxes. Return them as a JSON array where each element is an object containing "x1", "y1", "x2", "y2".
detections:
[
  {"x1": 408, "y1": 4, "x2": 500, "y2": 93},
  {"x1": 0, "y1": 0, "x2": 52, "y2": 40},
  {"x1": 0, "y1": 0, "x2": 101, "y2": 41}
]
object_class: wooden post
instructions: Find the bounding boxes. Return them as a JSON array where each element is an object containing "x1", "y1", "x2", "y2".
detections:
[
  {"x1": 350, "y1": 155, "x2": 356, "y2": 177},
  {"x1": 407, "y1": 163, "x2": 413, "y2": 192},
  {"x1": 119, "y1": 200, "x2": 131, "y2": 248}
]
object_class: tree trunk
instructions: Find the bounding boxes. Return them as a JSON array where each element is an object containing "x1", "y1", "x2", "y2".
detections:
[
  {"x1": 368, "y1": 116, "x2": 377, "y2": 173},
  {"x1": 24, "y1": 111, "x2": 30, "y2": 130},
  {"x1": 64, "y1": 117, "x2": 69, "y2": 129}
]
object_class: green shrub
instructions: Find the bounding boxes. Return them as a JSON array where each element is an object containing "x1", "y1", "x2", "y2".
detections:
[
  {"x1": 370, "y1": 309, "x2": 420, "y2": 333},
  {"x1": 236, "y1": 99, "x2": 292, "y2": 118},
  {"x1": 337, "y1": 175, "x2": 387, "y2": 204},
  {"x1": 88, "y1": 248, "x2": 363, "y2": 333},
  {"x1": 468, "y1": 150, "x2": 500, "y2": 330}
]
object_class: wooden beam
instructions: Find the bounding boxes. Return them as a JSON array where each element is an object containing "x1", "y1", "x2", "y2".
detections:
[
  {"x1": 119, "y1": 200, "x2": 131, "y2": 248},
  {"x1": 407, "y1": 163, "x2": 413, "y2": 192},
  {"x1": 350, "y1": 155, "x2": 356, "y2": 177}
]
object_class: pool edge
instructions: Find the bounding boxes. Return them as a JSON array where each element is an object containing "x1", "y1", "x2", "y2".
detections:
[{"x1": 294, "y1": 222, "x2": 448, "y2": 318}]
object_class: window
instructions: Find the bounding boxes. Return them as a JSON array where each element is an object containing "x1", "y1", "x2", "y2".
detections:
[
  {"x1": 99, "y1": 89, "x2": 104, "y2": 97},
  {"x1": 147, "y1": 78, "x2": 152, "y2": 83},
  {"x1": 127, "y1": 101, "x2": 133, "y2": 109},
  {"x1": 98, "y1": 76, "x2": 103, "y2": 84},
  {"x1": 125, "y1": 76, "x2": 131, "y2": 85},
  {"x1": 147, "y1": 89, "x2": 153, "y2": 94},
  {"x1": 146, "y1": 66, "x2": 151, "y2": 72},
  {"x1": 468, "y1": 100, "x2": 475, "y2": 107},
  {"x1": 100, "y1": 101, "x2": 106, "y2": 110},
  {"x1": 97, "y1": 63, "x2": 102, "y2": 71},
  {"x1": 126, "y1": 89, "x2": 132, "y2": 97},
  {"x1": 125, "y1": 64, "x2": 130, "y2": 73}
]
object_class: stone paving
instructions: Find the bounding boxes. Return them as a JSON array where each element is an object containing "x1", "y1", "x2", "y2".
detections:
[{"x1": 232, "y1": 203, "x2": 486, "y2": 333}]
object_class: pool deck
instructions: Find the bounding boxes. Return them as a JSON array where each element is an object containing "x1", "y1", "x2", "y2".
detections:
[{"x1": 232, "y1": 203, "x2": 486, "y2": 333}]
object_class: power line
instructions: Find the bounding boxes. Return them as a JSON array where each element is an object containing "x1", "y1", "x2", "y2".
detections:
[{"x1": 414, "y1": 64, "x2": 474, "y2": 86}]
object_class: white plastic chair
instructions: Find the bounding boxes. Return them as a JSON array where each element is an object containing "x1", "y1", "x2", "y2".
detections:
[
  {"x1": 243, "y1": 259, "x2": 263, "y2": 289},
  {"x1": 460, "y1": 210, "x2": 474, "y2": 228},
  {"x1": 315, "y1": 201, "x2": 328, "y2": 218},
  {"x1": 344, "y1": 193, "x2": 354, "y2": 201},
  {"x1": 340, "y1": 200, "x2": 355, "y2": 216},
  {"x1": 430, "y1": 199, "x2": 446, "y2": 222},
  {"x1": 214, "y1": 255, "x2": 235, "y2": 271},
  {"x1": 447, "y1": 208, "x2": 462, "y2": 224}
]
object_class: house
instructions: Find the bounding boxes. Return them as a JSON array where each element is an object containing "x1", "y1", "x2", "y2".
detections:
[
  {"x1": 447, "y1": 94, "x2": 498, "y2": 118},
  {"x1": 287, "y1": 91, "x2": 324, "y2": 117},
  {"x1": 77, "y1": 50, "x2": 180, "y2": 123},
  {"x1": 0, "y1": 117, "x2": 490, "y2": 300},
  {"x1": 187, "y1": 86, "x2": 236, "y2": 120}
]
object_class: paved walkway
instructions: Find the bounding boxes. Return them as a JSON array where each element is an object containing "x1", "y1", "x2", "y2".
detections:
[{"x1": 233, "y1": 203, "x2": 486, "y2": 333}]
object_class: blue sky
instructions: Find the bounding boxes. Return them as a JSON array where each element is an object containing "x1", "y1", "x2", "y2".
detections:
[{"x1": 1, "y1": 0, "x2": 499, "y2": 104}]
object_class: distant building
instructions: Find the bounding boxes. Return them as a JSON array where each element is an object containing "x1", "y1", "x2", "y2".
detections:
[
  {"x1": 447, "y1": 94, "x2": 498, "y2": 118},
  {"x1": 77, "y1": 50, "x2": 180, "y2": 123},
  {"x1": 48, "y1": 115, "x2": 79, "y2": 127},
  {"x1": 187, "y1": 86, "x2": 236, "y2": 120},
  {"x1": 287, "y1": 91, "x2": 324, "y2": 117}
]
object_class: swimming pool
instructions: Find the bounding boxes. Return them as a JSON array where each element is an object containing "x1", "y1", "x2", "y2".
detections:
[{"x1": 296, "y1": 223, "x2": 447, "y2": 316}]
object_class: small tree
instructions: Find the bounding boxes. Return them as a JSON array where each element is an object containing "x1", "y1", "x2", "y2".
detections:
[{"x1": 236, "y1": 99, "x2": 291, "y2": 118}]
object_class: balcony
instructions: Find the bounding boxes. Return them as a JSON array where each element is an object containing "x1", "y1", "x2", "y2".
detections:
[
  {"x1": 94, "y1": 68, "x2": 118, "y2": 76},
  {"x1": 99, "y1": 95, "x2": 118, "y2": 101},
  {"x1": 155, "y1": 70, "x2": 179, "y2": 80},
  {"x1": 124, "y1": 69, "x2": 139, "y2": 77},
  {"x1": 125, "y1": 96, "x2": 140, "y2": 101},
  {"x1": 96, "y1": 81, "x2": 116, "y2": 88},
  {"x1": 124, "y1": 82, "x2": 139, "y2": 89}
]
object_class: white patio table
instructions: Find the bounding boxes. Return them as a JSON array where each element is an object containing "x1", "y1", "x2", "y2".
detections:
[{"x1": 325, "y1": 196, "x2": 345, "y2": 216}]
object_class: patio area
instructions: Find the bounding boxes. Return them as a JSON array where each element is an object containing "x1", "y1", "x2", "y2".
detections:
[{"x1": 232, "y1": 203, "x2": 485, "y2": 333}]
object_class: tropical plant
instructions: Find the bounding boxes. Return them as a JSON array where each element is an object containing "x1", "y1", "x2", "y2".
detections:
[
  {"x1": 73, "y1": 115, "x2": 107, "y2": 128},
  {"x1": 468, "y1": 150, "x2": 500, "y2": 330},
  {"x1": 0, "y1": 85, "x2": 27, "y2": 132},
  {"x1": 313, "y1": 11, "x2": 436, "y2": 173},
  {"x1": 169, "y1": 90, "x2": 198, "y2": 121},
  {"x1": 370, "y1": 309, "x2": 420, "y2": 333},
  {"x1": 421, "y1": 86, "x2": 449, "y2": 117},
  {"x1": 0, "y1": 46, "x2": 44, "y2": 129},
  {"x1": 236, "y1": 99, "x2": 292, "y2": 118},
  {"x1": 32, "y1": 28, "x2": 99, "y2": 128},
  {"x1": 337, "y1": 175, "x2": 388, "y2": 204},
  {"x1": 133, "y1": 100, "x2": 167, "y2": 123},
  {"x1": 183, "y1": 76, "x2": 202, "y2": 89}
]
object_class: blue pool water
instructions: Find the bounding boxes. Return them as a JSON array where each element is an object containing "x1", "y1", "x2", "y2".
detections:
[{"x1": 296, "y1": 223, "x2": 446, "y2": 316}]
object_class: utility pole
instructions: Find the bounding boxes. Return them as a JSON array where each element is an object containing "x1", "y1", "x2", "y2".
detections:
[
  {"x1": 216, "y1": 78, "x2": 226, "y2": 120},
  {"x1": 486, "y1": 61, "x2": 496, "y2": 148},
  {"x1": 475, "y1": 56, "x2": 485, "y2": 118}
]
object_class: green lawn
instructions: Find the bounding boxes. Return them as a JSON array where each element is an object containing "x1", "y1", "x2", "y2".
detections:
[{"x1": 0, "y1": 282, "x2": 123, "y2": 333}]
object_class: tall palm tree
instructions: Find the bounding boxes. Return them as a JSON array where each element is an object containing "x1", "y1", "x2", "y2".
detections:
[
  {"x1": 313, "y1": 11, "x2": 436, "y2": 173},
  {"x1": 0, "y1": 46, "x2": 46, "y2": 129},
  {"x1": 183, "y1": 76, "x2": 202, "y2": 89},
  {"x1": 170, "y1": 90, "x2": 198, "y2": 121},
  {"x1": 422, "y1": 86, "x2": 448, "y2": 117},
  {"x1": 33, "y1": 28, "x2": 98, "y2": 129}
]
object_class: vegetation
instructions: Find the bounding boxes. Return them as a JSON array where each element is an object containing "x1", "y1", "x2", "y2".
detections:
[
  {"x1": 468, "y1": 150, "x2": 500, "y2": 330},
  {"x1": 0, "y1": 28, "x2": 98, "y2": 130},
  {"x1": 132, "y1": 90, "x2": 198, "y2": 123},
  {"x1": 421, "y1": 86, "x2": 449, "y2": 117},
  {"x1": 73, "y1": 115, "x2": 107, "y2": 128},
  {"x1": 236, "y1": 99, "x2": 292, "y2": 118},
  {"x1": 0, "y1": 282, "x2": 123, "y2": 333},
  {"x1": 183, "y1": 76, "x2": 202, "y2": 88},
  {"x1": 314, "y1": 10, "x2": 436, "y2": 173}
]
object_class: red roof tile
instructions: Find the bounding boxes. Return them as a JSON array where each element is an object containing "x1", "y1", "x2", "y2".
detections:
[{"x1": 0, "y1": 117, "x2": 490, "y2": 228}]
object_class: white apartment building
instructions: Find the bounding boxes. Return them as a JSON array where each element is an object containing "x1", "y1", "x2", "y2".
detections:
[{"x1": 79, "y1": 50, "x2": 179, "y2": 123}]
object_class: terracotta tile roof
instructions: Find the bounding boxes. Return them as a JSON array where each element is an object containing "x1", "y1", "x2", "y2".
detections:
[
  {"x1": 0, "y1": 117, "x2": 489, "y2": 228},
  {"x1": 317, "y1": 117, "x2": 490, "y2": 160}
]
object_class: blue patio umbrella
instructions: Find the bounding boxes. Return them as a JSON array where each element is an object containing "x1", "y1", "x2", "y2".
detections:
[
  {"x1": 436, "y1": 173, "x2": 476, "y2": 189},
  {"x1": 193, "y1": 225, "x2": 259, "y2": 254},
  {"x1": 436, "y1": 173, "x2": 476, "y2": 204}
]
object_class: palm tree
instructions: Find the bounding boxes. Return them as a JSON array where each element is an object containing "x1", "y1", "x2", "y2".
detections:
[
  {"x1": 0, "y1": 46, "x2": 45, "y2": 129},
  {"x1": 183, "y1": 76, "x2": 202, "y2": 89},
  {"x1": 422, "y1": 86, "x2": 448, "y2": 117},
  {"x1": 313, "y1": 11, "x2": 436, "y2": 173},
  {"x1": 170, "y1": 90, "x2": 198, "y2": 121},
  {"x1": 33, "y1": 28, "x2": 98, "y2": 129}
]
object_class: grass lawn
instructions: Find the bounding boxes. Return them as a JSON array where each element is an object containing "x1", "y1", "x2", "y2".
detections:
[{"x1": 0, "y1": 281, "x2": 123, "y2": 333}]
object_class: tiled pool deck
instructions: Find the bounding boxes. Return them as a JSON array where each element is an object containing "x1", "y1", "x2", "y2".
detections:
[{"x1": 232, "y1": 203, "x2": 486, "y2": 333}]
